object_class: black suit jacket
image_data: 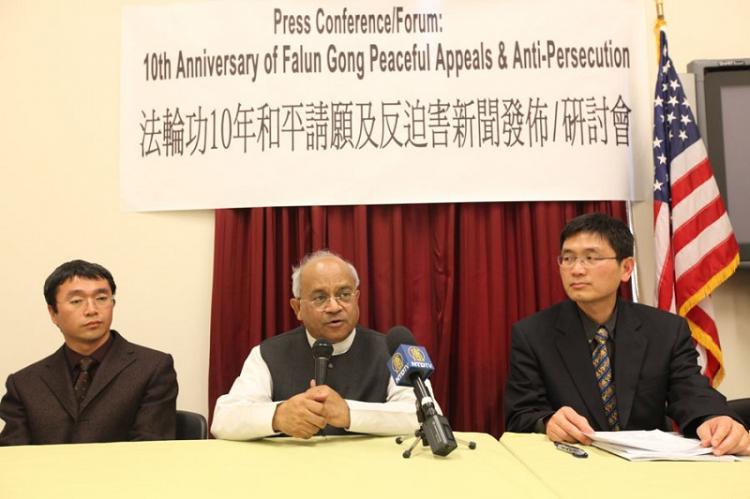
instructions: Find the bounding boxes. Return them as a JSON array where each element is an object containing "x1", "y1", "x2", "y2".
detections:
[
  {"x1": 0, "y1": 331, "x2": 178, "y2": 445},
  {"x1": 504, "y1": 300, "x2": 736, "y2": 436}
]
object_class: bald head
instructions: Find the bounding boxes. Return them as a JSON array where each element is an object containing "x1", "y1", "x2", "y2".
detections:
[
  {"x1": 290, "y1": 250, "x2": 361, "y2": 343},
  {"x1": 291, "y1": 250, "x2": 359, "y2": 298}
]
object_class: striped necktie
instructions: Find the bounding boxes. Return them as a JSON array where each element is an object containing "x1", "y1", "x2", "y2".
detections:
[{"x1": 592, "y1": 326, "x2": 620, "y2": 431}]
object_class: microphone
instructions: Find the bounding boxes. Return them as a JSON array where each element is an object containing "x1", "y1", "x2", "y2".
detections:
[
  {"x1": 312, "y1": 339, "x2": 333, "y2": 386},
  {"x1": 386, "y1": 326, "x2": 457, "y2": 457}
]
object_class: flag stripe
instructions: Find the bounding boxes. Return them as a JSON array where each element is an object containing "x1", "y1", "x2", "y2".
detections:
[
  {"x1": 669, "y1": 140, "x2": 707, "y2": 184},
  {"x1": 671, "y1": 196, "x2": 725, "y2": 254},
  {"x1": 654, "y1": 202, "x2": 676, "y2": 312},
  {"x1": 672, "y1": 176, "x2": 722, "y2": 230},
  {"x1": 653, "y1": 203, "x2": 671, "y2": 279},
  {"x1": 674, "y1": 212, "x2": 735, "y2": 278},
  {"x1": 670, "y1": 157, "x2": 713, "y2": 207}
]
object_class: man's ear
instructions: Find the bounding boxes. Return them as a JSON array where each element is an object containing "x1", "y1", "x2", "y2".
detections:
[
  {"x1": 47, "y1": 305, "x2": 59, "y2": 327},
  {"x1": 290, "y1": 298, "x2": 302, "y2": 320},
  {"x1": 620, "y1": 257, "x2": 635, "y2": 282}
]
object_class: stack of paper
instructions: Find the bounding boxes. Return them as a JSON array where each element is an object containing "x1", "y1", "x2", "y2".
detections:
[{"x1": 589, "y1": 430, "x2": 737, "y2": 462}]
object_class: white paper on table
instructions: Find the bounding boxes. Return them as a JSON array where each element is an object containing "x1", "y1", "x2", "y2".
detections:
[{"x1": 588, "y1": 430, "x2": 738, "y2": 462}]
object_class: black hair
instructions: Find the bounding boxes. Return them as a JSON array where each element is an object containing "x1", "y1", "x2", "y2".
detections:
[
  {"x1": 44, "y1": 260, "x2": 116, "y2": 312},
  {"x1": 559, "y1": 213, "x2": 634, "y2": 261}
]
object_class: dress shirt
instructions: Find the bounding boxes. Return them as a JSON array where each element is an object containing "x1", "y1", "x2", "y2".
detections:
[
  {"x1": 63, "y1": 333, "x2": 114, "y2": 385},
  {"x1": 578, "y1": 306, "x2": 618, "y2": 364},
  {"x1": 212, "y1": 328, "x2": 436, "y2": 440}
]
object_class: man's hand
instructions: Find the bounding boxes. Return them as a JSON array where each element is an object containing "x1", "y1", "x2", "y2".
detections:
[
  {"x1": 545, "y1": 406, "x2": 595, "y2": 445},
  {"x1": 271, "y1": 392, "x2": 326, "y2": 439},
  {"x1": 697, "y1": 416, "x2": 750, "y2": 456},
  {"x1": 308, "y1": 384, "x2": 351, "y2": 429}
]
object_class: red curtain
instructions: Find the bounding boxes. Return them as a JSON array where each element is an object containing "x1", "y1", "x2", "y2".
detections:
[{"x1": 209, "y1": 201, "x2": 628, "y2": 437}]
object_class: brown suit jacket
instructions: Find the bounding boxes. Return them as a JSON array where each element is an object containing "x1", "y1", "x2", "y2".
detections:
[{"x1": 0, "y1": 331, "x2": 178, "y2": 445}]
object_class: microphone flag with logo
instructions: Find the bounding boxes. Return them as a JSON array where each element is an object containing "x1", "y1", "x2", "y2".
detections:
[
  {"x1": 385, "y1": 326, "x2": 457, "y2": 457},
  {"x1": 387, "y1": 343, "x2": 434, "y2": 386}
]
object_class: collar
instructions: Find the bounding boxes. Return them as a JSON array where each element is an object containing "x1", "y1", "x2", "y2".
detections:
[
  {"x1": 577, "y1": 305, "x2": 618, "y2": 343},
  {"x1": 63, "y1": 331, "x2": 114, "y2": 370},
  {"x1": 305, "y1": 327, "x2": 357, "y2": 356}
]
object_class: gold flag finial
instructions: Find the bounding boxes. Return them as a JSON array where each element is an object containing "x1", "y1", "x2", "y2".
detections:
[
  {"x1": 656, "y1": 0, "x2": 665, "y2": 21},
  {"x1": 654, "y1": 0, "x2": 666, "y2": 63}
]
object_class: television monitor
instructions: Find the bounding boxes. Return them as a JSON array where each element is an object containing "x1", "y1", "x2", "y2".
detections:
[{"x1": 688, "y1": 58, "x2": 750, "y2": 266}]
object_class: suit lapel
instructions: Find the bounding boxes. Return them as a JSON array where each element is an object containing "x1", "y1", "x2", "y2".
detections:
[
  {"x1": 79, "y1": 332, "x2": 135, "y2": 412},
  {"x1": 39, "y1": 348, "x2": 77, "y2": 419},
  {"x1": 613, "y1": 302, "x2": 647, "y2": 430},
  {"x1": 554, "y1": 301, "x2": 610, "y2": 431}
]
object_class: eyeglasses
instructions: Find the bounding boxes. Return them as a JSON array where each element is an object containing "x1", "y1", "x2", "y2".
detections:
[
  {"x1": 303, "y1": 290, "x2": 357, "y2": 309},
  {"x1": 557, "y1": 255, "x2": 618, "y2": 268},
  {"x1": 63, "y1": 295, "x2": 114, "y2": 309}
]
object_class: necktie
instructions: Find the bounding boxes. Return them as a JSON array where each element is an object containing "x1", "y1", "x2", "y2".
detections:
[
  {"x1": 74, "y1": 357, "x2": 95, "y2": 404},
  {"x1": 592, "y1": 327, "x2": 621, "y2": 431}
]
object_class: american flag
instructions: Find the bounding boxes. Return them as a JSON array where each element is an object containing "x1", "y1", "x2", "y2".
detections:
[{"x1": 652, "y1": 30, "x2": 739, "y2": 386}]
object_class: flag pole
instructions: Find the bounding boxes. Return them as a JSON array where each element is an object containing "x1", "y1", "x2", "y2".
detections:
[
  {"x1": 626, "y1": 201, "x2": 640, "y2": 303},
  {"x1": 634, "y1": 1, "x2": 667, "y2": 305}
]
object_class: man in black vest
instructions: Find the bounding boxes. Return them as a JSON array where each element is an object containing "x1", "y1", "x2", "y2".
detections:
[{"x1": 212, "y1": 250, "x2": 424, "y2": 440}]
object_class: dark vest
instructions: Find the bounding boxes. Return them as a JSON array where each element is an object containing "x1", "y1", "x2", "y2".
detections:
[{"x1": 260, "y1": 326, "x2": 390, "y2": 435}]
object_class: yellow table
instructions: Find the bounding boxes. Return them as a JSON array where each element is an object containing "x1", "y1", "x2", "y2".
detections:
[
  {"x1": 500, "y1": 432, "x2": 750, "y2": 499},
  {"x1": 0, "y1": 433, "x2": 553, "y2": 499}
]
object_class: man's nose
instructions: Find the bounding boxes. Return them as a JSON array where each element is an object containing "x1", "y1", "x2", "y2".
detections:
[
  {"x1": 83, "y1": 298, "x2": 99, "y2": 315},
  {"x1": 322, "y1": 296, "x2": 343, "y2": 312},
  {"x1": 570, "y1": 258, "x2": 588, "y2": 273}
]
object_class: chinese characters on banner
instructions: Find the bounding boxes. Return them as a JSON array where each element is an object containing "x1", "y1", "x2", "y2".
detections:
[{"x1": 139, "y1": 96, "x2": 634, "y2": 158}]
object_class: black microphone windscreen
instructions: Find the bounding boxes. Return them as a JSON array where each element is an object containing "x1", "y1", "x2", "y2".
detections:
[
  {"x1": 386, "y1": 326, "x2": 417, "y2": 355},
  {"x1": 312, "y1": 339, "x2": 333, "y2": 359}
]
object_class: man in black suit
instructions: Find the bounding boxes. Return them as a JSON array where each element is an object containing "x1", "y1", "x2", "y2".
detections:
[
  {"x1": 0, "y1": 260, "x2": 178, "y2": 445},
  {"x1": 505, "y1": 213, "x2": 749, "y2": 456}
]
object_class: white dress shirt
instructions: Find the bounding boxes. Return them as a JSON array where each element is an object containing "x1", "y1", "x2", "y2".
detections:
[{"x1": 211, "y1": 328, "x2": 438, "y2": 440}]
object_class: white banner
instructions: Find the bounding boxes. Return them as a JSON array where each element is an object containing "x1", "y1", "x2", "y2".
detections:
[{"x1": 121, "y1": 0, "x2": 651, "y2": 211}]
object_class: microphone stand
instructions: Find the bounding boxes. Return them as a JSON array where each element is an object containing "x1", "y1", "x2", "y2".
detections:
[{"x1": 394, "y1": 402, "x2": 477, "y2": 459}]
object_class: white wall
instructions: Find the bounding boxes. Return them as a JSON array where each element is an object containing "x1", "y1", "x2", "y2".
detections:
[
  {"x1": 0, "y1": 0, "x2": 214, "y2": 418},
  {"x1": 0, "y1": 0, "x2": 747, "y2": 433}
]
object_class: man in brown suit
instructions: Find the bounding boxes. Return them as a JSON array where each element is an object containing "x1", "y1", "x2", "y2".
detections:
[{"x1": 0, "y1": 260, "x2": 178, "y2": 445}]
